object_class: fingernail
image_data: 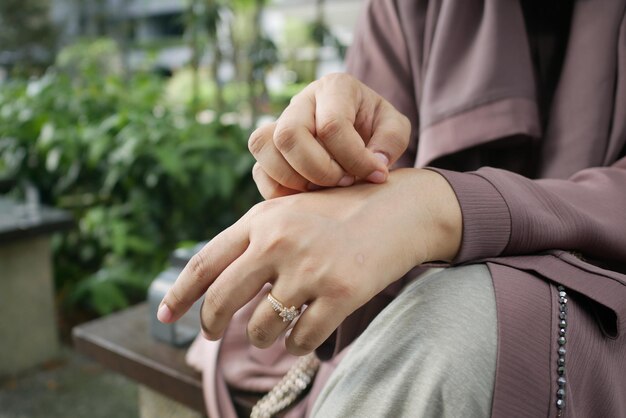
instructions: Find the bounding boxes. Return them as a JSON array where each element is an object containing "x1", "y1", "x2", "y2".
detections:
[
  {"x1": 366, "y1": 170, "x2": 386, "y2": 183},
  {"x1": 307, "y1": 182, "x2": 322, "y2": 191},
  {"x1": 374, "y1": 152, "x2": 389, "y2": 167},
  {"x1": 338, "y1": 175, "x2": 354, "y2": 187},
  {"x1": 157, "y1": 303, "x2": 173, "y2": 323}
]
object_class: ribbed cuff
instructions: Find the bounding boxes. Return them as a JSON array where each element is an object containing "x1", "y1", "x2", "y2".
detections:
[{"x1": 427, "y1": 168, "x2": 512, "y2": 264}]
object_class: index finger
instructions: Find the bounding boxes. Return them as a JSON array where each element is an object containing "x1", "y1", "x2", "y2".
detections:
[
  {"x1": 157, "y1": 215, "x2": 251, "y2": 323},
  {"x1": 273, "y1": 86, "x2": 347, "y2": 186},
  {"x1": 314, "y1": 77, "x2": 388, "y2": 181}
]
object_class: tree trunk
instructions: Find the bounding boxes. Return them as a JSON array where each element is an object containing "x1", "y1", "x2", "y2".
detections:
[
  {"x1": 188, "y1": 0, "x2": 201, "y2": 112},
  {"x1": 248, "y1": 0, "x2": 264, "y2": 124}
]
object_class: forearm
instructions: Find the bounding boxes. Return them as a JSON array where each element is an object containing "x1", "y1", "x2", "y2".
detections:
[{"x1": 431, "y1": 157, "x2": 626, "y2": 265}]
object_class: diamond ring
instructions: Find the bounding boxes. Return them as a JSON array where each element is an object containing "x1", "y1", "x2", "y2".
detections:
[{"x1": 267, "y1": 292, "x2": 300, "y2": 322}]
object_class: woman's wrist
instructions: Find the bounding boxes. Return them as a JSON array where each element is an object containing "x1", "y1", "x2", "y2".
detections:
[
  {"x1": 391, "y1": 168, "x2": 462, "y2": 263},
  {"x1": 424, "y1": 169, "x2": 463, "y2": 262}
]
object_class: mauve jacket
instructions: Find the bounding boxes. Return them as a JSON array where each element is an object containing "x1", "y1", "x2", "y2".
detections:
[{"x1": 186, "y1": 1, "x2": 626, "y2": 417}]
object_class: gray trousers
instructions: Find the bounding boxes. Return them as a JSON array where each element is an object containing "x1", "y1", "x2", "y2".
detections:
[{"x1": 311, "y1": 265, "x2": 497, "y2": 418}]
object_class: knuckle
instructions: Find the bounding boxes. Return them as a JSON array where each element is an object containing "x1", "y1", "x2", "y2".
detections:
[
  {"x1": 167, "y1": 286, "x2": 186, "y2": 310},
  {"x1": 312, "y1": 164, "x2": 339, "y2": 186},
  {"x1": 317, "y1": 116, "x2": 344, "y2": 142},
  {"x1": 320, "y1": 73, "x2": 359, "y2": 96},
  {"x1": 248, "y1": 127, "x2": 267, "y2": 155},
  {"x1": 388, "y1": 132, "x2": 410, "y2": 157},
  {"x1": 320, "y1": 275, "x2": 356, "y2": 301},
  {"x1": 321, "y1": 72, "x2": 350, "y2": 85},
  {"x1": 249, "y1": 199, "x2": 274, "y2": 218},
  {"x1": 248, "y1": 208, "x2": 292, "y2": 251},
  {"x1": 296, "y1": 257, "x2": 320, "y2": 277},
  {"x1": 251, "y1": 162, "x2": 264, "y2": 179},
  {"x1": 188, "y1": 252, "x2": 209, "y2": 281},
  {"x1": 386, "y1": 106, "x2": 411, "y2": 139},
  {"x1": 289, "y1": 332, "x2": 318, "y2": 354},
  {"x1": 273, "y1": 125, "x2": 299, "y2": 153},
  {"x1": 247, "y1": 203, "x2": 262, "y2": 220},
  {"x1": 343, "y1": 152, "x2": 371, "y2": 175},
  {"x1": 260, "y1": 231, "x2": 289, "y2": 254},
  {"x1": 275, "y1": 169, "x2": 306, "y2": 190},
  {"x1": 248, "y1": 200, "x2": 267, "y2": 218},
  {"x1": 252, "y1": 158, "x2": 305, "y2": 193},
  {"x1": 318, "y1": 74, "x2": 334, "y2": 86},
  {"x1": 252, "y1": 164, "x2": 281, "y2": 196},
  {"x1": 288, "y1": 89, "x2": 305, "y2": 105},
  {"x1": 247, "y1": 323, "x2": 273, "y2": 347},
  {"x1": 203, "y1": 285, "x2": 228, "y2": 318}
]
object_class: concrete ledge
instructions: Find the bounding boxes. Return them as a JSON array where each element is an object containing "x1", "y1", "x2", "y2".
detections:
[
  {"x1": 0, "y1": 236, "x2": 59, "y2": 375},
  {"x1": 0, "y1": 197, "x2": 73, "y2": 244}
]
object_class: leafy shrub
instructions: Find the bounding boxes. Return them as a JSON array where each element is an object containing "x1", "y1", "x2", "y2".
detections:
[
  {"x1": 55, "y1": 38, "x2": 123, "y2": 77},
  {"x1": 0, "y1": 45, "x2": 260, "y2": 317},
  {"x1": 164, "y1": 67, "x2": 248, "y2": 111}
]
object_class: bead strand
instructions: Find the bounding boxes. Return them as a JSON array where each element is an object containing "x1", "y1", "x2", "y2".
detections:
[
  {"x1": 251, "y1": 352, "x2": 320, "y2": 418},
  {"x1": 556, "y1": 285, "x2": 568, "y2": 416}
]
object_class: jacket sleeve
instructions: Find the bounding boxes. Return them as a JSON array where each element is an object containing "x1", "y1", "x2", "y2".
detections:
[
  {"x1": 345, "y1": 0, "x2": 419, "y2": 168},
  {"x1": 431, "y1": 156, "x2": 626, "y2": 265}
]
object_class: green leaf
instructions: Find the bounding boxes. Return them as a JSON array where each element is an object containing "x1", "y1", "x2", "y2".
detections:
[{"x1": 90, "y1": 280, "x2": 129, "y2": 315}]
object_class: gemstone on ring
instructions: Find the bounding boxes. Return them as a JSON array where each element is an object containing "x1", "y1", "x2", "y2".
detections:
[
  {"x1": 279, "y1": 306, "x2": 299, "y2": 322},
  {"x1": 267, "y1": 292, "x2": 300, "y2": 322}
]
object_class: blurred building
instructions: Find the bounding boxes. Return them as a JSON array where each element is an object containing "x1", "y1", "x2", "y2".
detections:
[
  {"x1": 50, "y1": 0, "x2": 185, "y2": 41},
  {"x1": 49, "y1": 0, "x2": 362, "y2": 75}
]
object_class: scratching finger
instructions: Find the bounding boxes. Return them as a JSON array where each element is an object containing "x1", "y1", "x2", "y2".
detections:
[
  {"x1": 252, "y1": 162, "x2": 301, "y2": 200},
  {"x1": 249, "y1": 123, "x2": 310, "y2": 191},
  {"x1": 273, "y1": 88, "x2": 346, "y2": 187}
]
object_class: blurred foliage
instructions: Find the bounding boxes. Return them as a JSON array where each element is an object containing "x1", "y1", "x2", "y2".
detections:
[
  {"x1": 183, "y1": 0, "x2": 279, "y2": 116},
  {"x1": 56, "y1": 38, "x2": 123, "y2": 77},
  {"x1": 0, "y1": 0, "x2": 347, "y2": 322},
  {"x1": 165, "y1": 67, "x2": 246, "y2": 110},
  {"x1": 0, "y1": 40, "x2": 260, "y2": 317},
  {"x1": 0, "y1": 0, "x2": 57, "y2": 74},
  {"x1": 310, "y1": 20, "x2": 346, "y2": 61}
]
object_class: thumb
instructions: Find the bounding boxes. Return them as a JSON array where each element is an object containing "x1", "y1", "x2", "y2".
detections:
[{"x1": 362, "y1": 151, "x2": 390, "y2": 183}]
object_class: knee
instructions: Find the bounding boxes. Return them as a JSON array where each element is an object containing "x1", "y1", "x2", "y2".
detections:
[{"x1": 390, "y1": 265, "x2": 497, "y2": 365}]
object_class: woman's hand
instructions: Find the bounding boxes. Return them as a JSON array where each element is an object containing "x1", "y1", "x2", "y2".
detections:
[
  {"x1": 249, "y1": 73, "x2": 411, "y2": 199},
  {"x1": 157, "y1": 169, "x2": 462, "y2": 355}
]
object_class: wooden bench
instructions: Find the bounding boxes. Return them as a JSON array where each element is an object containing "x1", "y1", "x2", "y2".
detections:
[{"x1": 72, "y1": 303, "x2": 207, "y2": 417}]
